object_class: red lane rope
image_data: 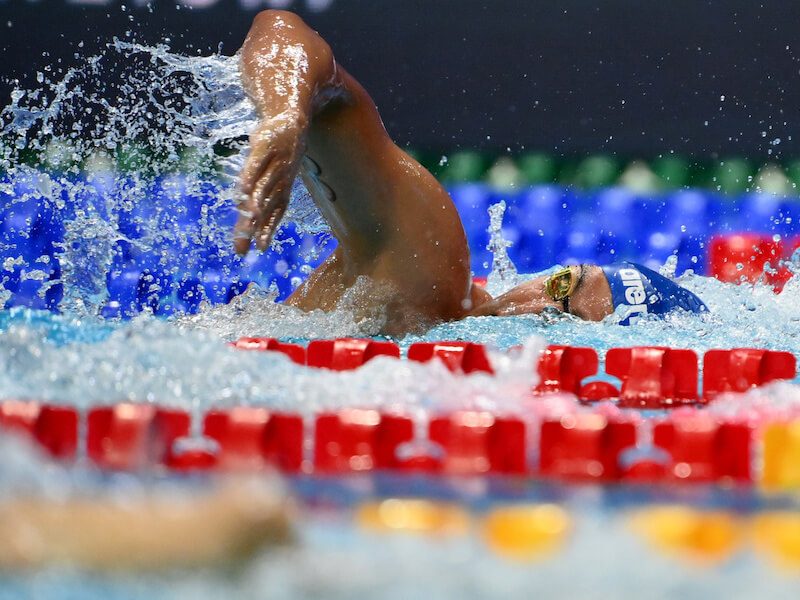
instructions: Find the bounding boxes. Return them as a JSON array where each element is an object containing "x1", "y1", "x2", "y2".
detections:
[{"x1": 0, "y1": 341, "x2": 796, "y2": 483}]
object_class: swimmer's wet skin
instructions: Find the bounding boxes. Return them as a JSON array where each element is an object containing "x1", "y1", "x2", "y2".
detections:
[
  {"x1": 468, "y1": 262, "x2": 708, "y2": 324},
  {"x1": 234, "y1": 11, "x2": 707, "y2": 335},
  {"x1": 235, "y1": 10, "x2": 481, "y2": 337},
  {"x1": 0, "y1": 478, "x2": 290, "y2": 571}
]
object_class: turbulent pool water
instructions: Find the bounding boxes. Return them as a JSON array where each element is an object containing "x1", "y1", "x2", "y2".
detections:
[{"x1": 2, "y1": 42, "x2": 800, "y2": 599}]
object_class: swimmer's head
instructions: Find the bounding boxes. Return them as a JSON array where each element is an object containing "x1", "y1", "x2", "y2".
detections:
[{"x1": 542, "y1": 265, "x2": 614, "y2": 321}]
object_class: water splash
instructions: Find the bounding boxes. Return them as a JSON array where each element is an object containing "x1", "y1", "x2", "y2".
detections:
[
  {"x1": 1, "y1": 40, "x2": 800, "y2": 431},
  {"x1": 1, "y1": 40, "x2": 330, "y2": 317},
  {"x1": 485, "y1": 200, "x2": 520, "y2": 296}
]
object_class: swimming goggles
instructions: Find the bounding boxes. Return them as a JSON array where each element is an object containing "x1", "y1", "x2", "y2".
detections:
[{"x1": 544, "y1": 265, "x2": 581, "y2": 311}]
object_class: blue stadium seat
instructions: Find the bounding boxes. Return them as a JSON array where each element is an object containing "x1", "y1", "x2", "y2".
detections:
[
  {"x1": 739, "y1": 192, "x2": 784, "y2": 233},
  {"x1": 6, "y1": 277, "x2": 49, "y2": 310},
  {"x1": 176, "y1": 277, "x2": 205, "y2": 313},
  {"x1": 776, "y1": 199, "x2": 800, "y2": 237},
  {"x1": 137, "y1": 266, "x2": 173, "y2": 313},
  {"x1": 104, "y1": 268, "x2": 142, "y2": 318},
  {"x1": 592, "y1": 187, "x2": 641, "y2": 263},
  {"x1": 640, "y1": 231, "x2": 681, "y2": 270},
  {"x1": 662, "y1": 189, "x2": 711, "y2": 236},
  {"x1": 556, "y1": 213, "x2": 600, "y2": 265},
  {"x1": 226, "y1": 279, "x2": 253, "y2": 303},
  {"x1": 706, "y1": 193, "x2": 743, "y2": 234},
  {"x1": 508, "y1": 185, "x2": 566, "y2": 270},
  {"x1": 448, "y1": 183, "x2": 492, "y2": 274},
  {"x1": 200, "y1": 271, "x2": 231, "y2": 305},
  {"x1": 676, "y1": 235, "x2": 707, "y2": 275}
]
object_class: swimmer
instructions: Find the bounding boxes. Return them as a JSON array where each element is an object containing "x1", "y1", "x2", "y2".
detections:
[{"x1": 234, "y1": 11, "x2": 708, "y2": 334}]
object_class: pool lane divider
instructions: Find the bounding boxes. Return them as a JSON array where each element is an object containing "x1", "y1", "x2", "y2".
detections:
[
  {"x1": 0, "y1": 398, "x2": 771, "y2": 484},
  {"x1": 0, "y1": 340, "x2": 798, "y2": 486},
  {"x1": 233, "y1": 338, "x2": 796, "y2": 406}
]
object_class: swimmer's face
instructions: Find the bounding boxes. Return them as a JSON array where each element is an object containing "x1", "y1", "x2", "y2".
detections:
[
  {"x1": 469, "y1": 265, "x2": 614, "y2": 321},
  {"x1": 543, "y1": 264, "x2": 614, "y2": 321}
]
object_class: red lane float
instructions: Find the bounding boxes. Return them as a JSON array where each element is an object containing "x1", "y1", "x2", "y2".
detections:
[
  {"x1": 2, "y1": 341, "x2": 797, "y2": 483},
  {"x1": 703, "y1": 348, "x2": 796, "y2": 401},
  {"x1": 0, "y1": 399, "x2": 775, "y2": 485},
  {"x1": 205, "y1": 408, "x2": 304, "y2": 472},
  {"x1": 307, "y1": 338, "x2": 400, "y2": 370},
  {"x1": 581, "y1": 347, "x2": 698, "y2": 408},
  {"x1": 0, "y1": 401, "x2": 78, "y2": 459},
  {"x1": 430, "y1": 412, "x2": 527, "y2": 474},
  {"x1": 230, "y1": 338, "x2": 798, "y2": 409},
  {"x1": 534, "y1": 345, "x2": 598, "y2": 395},
  {"x1": 314, "y1": 410, "x2": 414, "y2": 472},
  {"x1": 88, "y1": 405, "x2": 198, "y2": 470},
  {"x1": 539, "y1": 415, "x2": 636, "y2": 481},
  {"x1": 407, "y1": 341, "x2": 493, "y2": 374},
  {"x1": 652, "y1": 416, "x2": 751, "y2": 482},
  {"x1": 0, "y1": 399, "x2": 42, "y2": 433},
  {"x1": 87, "y1": 404, "x2": 158, "y2": 469},
  {"x1": 230, "y1": 337, "x2": 306, "y2": 365}
]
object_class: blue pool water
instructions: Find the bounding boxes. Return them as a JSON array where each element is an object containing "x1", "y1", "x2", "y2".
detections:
[{"x1": 2, "y1": 42, "x2": 800, "y2": 599}]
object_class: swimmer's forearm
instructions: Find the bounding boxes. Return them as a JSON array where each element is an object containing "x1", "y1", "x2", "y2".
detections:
[
  {"x1": 239, "y1": 10, "x2": 342, "y2": 129},
  {"x1": 234, "y1": 11, "x2": 347, "y2": 253}
]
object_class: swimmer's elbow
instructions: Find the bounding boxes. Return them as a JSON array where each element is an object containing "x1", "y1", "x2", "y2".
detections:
[
  {"x1": 249, "y1": 10, "x2": 328, "y2": 54},
  {"x1": 251, "y1": 9, "x2": 303, "y2": 31},
  {"x1": 244, "y1": 10, "x2": 338, "y2": 92}
]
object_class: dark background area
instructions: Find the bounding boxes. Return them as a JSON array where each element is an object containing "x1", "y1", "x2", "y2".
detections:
[{"x1": 2, "y1": 0, "x2": 800, "y2": 160}]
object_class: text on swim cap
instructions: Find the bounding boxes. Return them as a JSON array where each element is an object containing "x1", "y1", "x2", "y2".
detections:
[{"x1": 619, "y1": 268, "x2": 649, "y2": 323}]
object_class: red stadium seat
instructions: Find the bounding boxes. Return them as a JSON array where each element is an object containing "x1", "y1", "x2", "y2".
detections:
[{"x1": 708, "y1": 233, "x2": 783, "y2": 285}]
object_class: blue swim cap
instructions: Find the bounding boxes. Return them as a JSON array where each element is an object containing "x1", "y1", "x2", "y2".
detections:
[{"x1": 600, "y1": 262, "x2": 709, "y2": 325}]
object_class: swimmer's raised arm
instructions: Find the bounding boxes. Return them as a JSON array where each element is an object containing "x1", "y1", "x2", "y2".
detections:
[
  {"x1": 233, "y1": 11, "x2": 489, "y2": 335},
  {"x1": 235, "y1": 10, "x2": 345, "y2": 254}
]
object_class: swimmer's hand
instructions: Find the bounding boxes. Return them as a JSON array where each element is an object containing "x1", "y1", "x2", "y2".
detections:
[{"x1": 234, "y1": 114, "x2": 307, "y2": 255}]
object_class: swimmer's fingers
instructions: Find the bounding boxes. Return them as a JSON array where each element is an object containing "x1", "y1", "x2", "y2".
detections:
[
  {"x1": 233, "y1": 149, "x2": 278, "y2": 254},
  {"x1": 238, "y1": 141, "x2": 275, "y2": 198},
  {"x1": 235, "y1": 158, "x2": 295, "y2": 254},
  {"x1": 234, "y1": 121, "x2": 305, "y2": 255},
  {"x1": 233, "y1": 204, "x2": 257, "y2": 255},
  {"x1": 254, "y1": 188, "x2": 290, "y2": 252},
  {"x1": 251, "y1": 160, "x2": 296, "y2": 252},
  {"x1": 239, "y1": 119, "x2": 305, "y2": 195}
]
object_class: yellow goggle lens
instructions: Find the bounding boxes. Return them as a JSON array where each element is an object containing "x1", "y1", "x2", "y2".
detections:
[{"x1": 544, "y1": 267, "x2": 576, "y2": 301}]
